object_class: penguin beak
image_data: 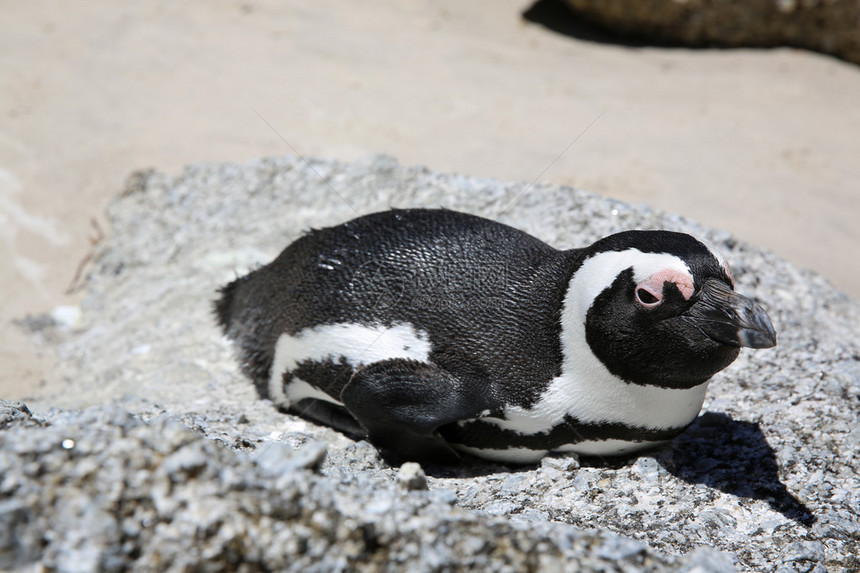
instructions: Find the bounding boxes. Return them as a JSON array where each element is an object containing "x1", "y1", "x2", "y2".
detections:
[{"x1": 685, "y1": 279, "x2": 777, "y2": 348}]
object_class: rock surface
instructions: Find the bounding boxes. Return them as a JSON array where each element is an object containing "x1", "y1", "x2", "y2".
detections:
[
  {"x1": 3, "y1": 403, "x2": 696, "y2": 572},
  {"x1": 560, "y1": 0, "x2": 860, "y2": 65},
  {"x1": 5, "y1": 154, "x2": 860, "y2": 571}
]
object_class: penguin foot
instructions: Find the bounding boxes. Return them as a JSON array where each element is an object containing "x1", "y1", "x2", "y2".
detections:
[
  {"x1": 289, "y1": 399, "x2": 367, "y2": 440},
  {"x1": 340, "y1": 358, "x2": 491, "y2": 466}
]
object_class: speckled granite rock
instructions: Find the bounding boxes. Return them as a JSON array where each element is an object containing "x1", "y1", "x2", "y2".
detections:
[
  {"x1": 2, "y1": 403, "x2": 697, "y2": 572},
  {"x1": 6, "y1": 154, "x2": 860, "y2": 571},
  {"x1": 560, "y1": 0, "x2": 860, "y2": 65},
  {"x1": 0, "y1": 401, "x2": 46, "y2": 430}
]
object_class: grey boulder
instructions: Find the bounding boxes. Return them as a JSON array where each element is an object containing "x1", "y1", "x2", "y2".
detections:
[
  {"x1": 4, "y1": 153, "x2": 859, "y2": 571},
  {"x1": 561, "y1": 0, "x2": 860, "y2": 65}
]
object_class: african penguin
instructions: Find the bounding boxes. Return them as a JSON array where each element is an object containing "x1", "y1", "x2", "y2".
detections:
[{"x1": 215, "y1": 208, "x2": 776, "y2": 465}]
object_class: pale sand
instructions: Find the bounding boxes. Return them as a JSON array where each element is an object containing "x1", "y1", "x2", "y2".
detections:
[{"x1": 1, "y1": 0, "x2": 858, "y2": 399}]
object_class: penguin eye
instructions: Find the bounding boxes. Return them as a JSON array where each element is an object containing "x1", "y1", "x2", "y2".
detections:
[{"x1": 635, "y1": 285, "x2": 663, "y2": 308}]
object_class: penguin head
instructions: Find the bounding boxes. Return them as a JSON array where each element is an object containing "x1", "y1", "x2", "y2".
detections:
[{"x1": 567, "y1": 231, "x2": 776, "y2": 390}]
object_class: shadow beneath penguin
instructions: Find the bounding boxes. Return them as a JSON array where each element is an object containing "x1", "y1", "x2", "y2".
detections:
[
  {"x1": 295, "y1": 399, "x2": 815, "y2": 526},
  {"x1": 651, "y1": 411, "x2": 816, "y2": 526}
]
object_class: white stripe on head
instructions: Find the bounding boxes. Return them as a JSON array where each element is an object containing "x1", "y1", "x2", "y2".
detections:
[{"x1": 565, "y1": 249, "x2": 693, "y2": 318}]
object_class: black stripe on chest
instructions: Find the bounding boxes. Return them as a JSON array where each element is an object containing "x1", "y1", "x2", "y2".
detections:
[{"x1": 440, "y1": 416, "x2": 689, "y2": 451}]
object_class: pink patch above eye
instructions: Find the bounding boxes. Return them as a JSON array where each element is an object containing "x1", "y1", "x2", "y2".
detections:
[{"x1": 636, "y1": 269, "x2": 695, "y2": 307}]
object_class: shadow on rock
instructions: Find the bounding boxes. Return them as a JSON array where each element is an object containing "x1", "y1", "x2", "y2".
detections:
[
  {"x1": 522, "y1": 0, "x2": 771, "y2": 52},
  {"x1": 522, "y1": 0, "x2": 672, "y2": 48},
  {"x1": 662, "y1": 411, "x2": 816, "y2": 526}
]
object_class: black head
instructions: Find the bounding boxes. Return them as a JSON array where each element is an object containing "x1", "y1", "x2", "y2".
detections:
[{"x1": 565, "y1": 231, "x2": 776, "y2": 389}]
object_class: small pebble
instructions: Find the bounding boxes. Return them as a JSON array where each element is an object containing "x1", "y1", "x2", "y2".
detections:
[
  {"x1": 541, "y1": 453, "x2": 581, "y2": 473},
  {"x1": 398, "y1": 462, "x2": 428, "y2": 491}
]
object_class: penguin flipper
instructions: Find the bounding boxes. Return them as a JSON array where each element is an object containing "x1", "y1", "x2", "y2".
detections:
[{"x1": 340, "y1": 358, "x2": 492, "y2": 466}]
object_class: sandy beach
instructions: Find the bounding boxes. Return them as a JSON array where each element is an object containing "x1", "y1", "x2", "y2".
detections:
[{"x1": 2, "y1": 0, "x2": 859, "y2": 399}]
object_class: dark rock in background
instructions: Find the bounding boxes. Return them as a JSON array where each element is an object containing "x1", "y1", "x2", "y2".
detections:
[
  {"x1": 3, "y1": 154, "x2": 858, "y2": 571},
  {"x1": 551, "y1": 0, "x2": 860, "y2": 65}
]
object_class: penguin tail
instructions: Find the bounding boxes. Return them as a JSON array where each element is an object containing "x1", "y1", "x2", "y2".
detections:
[
  {"x1": 213, "y1": 274, "x2": 251, "y2": 335},
  {"x1": 213, "y1": 271, "x2": 276, "y2": 398}
]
